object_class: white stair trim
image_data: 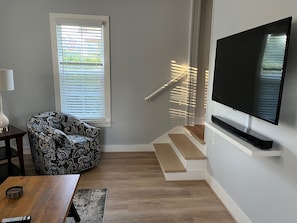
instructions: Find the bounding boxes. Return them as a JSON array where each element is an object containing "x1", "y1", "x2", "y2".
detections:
[{"x1": 151, "y1": 126, "x2": 185, "y2": 144}]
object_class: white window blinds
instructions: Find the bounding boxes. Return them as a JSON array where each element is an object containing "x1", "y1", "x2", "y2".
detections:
[
  {"x1": 57, "y1": 23, "x2": 105, "y2": 120},
  {"x1": 50, "y1": 13, "x2": 111, "y2": 127}
]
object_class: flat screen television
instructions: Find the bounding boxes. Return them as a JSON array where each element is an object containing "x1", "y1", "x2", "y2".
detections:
[{"x1": 212, "y1": 16, "x2": 292, "y2": 125}]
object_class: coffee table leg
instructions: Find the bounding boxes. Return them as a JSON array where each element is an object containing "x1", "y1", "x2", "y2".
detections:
[{"x1": 69, "y1": 202, "x2": 80, "y2": 222}]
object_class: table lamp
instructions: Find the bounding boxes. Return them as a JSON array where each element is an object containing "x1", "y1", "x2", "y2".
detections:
[{"x1": 0, "y1": 69, "x2": 14, "y2": 131}]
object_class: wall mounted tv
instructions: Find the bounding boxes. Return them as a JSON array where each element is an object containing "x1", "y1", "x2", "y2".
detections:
[{"x1": 212, "y1": 16, "x2": 292, "y2": 126}]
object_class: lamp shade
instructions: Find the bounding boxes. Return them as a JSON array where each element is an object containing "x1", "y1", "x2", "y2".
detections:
[{"x1": 0, "y1": 69, "x2": 14, "y2": 91}]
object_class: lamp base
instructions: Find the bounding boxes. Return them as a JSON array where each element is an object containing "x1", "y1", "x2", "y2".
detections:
[
  {"x1": 0, "y1": 126, "x2": 9, "y2": 133},
  {"x1": 0, "y1": 113, "x2": 9, "y2": 133}
]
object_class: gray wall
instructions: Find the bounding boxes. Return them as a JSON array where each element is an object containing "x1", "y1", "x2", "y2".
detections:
[
  {"x1": 206, "y1": 0, "x2": 297, "y2": 222},
  {"x1": 0, "y1": 0, "x2": 191, "y2": 147}
]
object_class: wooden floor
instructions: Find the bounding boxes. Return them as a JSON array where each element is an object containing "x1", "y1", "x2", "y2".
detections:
[{"x1": 23, "y1": 152, "x2": 235, "y2": 223}]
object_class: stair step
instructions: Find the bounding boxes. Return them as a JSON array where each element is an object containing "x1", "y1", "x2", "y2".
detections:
[
  {"x1": 154, "y1": 143, "x2": 186, "y2": 173},
  {"x1": 168, "y1": 134, "x2": 206, "y2": 160},
  {"x1": 185, "y1": 125, "x2": 205, "y2": 145}
]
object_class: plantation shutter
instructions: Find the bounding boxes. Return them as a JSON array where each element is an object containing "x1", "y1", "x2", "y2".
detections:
[{"x1": 56, "y1": 20, "x2": 105, "y2": 121}]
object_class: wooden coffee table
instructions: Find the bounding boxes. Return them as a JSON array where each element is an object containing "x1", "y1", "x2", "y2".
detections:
[{"x1": 0, "y1": 175, "x2": 80, "y2": 223}]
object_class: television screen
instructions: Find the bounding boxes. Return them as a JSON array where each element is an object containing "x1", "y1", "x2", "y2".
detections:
[{"x1": 212, "y1": 17, "x2": 292, "y2": 125}]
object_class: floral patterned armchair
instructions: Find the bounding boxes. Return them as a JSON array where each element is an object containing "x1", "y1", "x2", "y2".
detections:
[{"x1": 27, "y1": 111, "x2": 102, "y2": 175}]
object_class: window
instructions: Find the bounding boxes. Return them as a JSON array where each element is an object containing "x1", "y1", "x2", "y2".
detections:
[{"x1": 50, "y1": 13, "x2": 111, "y2": 127}]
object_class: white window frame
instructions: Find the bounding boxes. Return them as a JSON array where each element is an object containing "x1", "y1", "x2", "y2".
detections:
[{"x1": 49, "y1": 13, "x2": 111, "y2": 127}]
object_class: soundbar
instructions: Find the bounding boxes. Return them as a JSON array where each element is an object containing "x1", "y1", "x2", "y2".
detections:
[{"x1": 211, "y1": 115, "x2": 273, "y2": 150}]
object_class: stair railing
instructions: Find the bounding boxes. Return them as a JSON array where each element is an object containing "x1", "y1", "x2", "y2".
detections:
[{"x1": 144, "y1": 71, "x2": 188, "y2": 102}]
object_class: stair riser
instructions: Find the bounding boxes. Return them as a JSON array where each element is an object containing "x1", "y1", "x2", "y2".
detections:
[
  {"x1": 169, "y1": 141, "x2": 206, "y2": 170},
  {"x1": 186, "y1": 160, "x2": 207, "y2": 170},
  {"x1": 164, "y1": 170, "x2": 207, "y2": 181}
]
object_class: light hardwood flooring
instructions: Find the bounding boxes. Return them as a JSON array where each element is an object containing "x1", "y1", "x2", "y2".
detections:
[{"x1": 23, "y1": 152, "x2": 235, "y2": 223}]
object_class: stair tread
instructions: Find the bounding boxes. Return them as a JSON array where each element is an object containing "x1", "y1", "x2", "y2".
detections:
[
  {"x1": 169, "y1": 134, "x2": 206, "y2": 160},
  {"x1": 154, "y1": 143, "x2": 186, "y2": 173},
  {"x1": 185, "y1": 125, "x2": 205, "y2": 145}
]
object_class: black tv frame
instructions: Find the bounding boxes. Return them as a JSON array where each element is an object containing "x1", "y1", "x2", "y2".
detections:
[{"x1": 212, "y1": 16, "x2": 292, "y2": 125}]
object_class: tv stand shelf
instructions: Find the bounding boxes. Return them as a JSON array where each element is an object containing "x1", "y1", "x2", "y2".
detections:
[{"x1": 205, "y1": 122, "x2": 282, "y2": 157}]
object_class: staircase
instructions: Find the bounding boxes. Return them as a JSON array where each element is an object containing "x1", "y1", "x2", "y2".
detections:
[{"x1": 153, "y1": 125, "x2": 207, "y2": 181}]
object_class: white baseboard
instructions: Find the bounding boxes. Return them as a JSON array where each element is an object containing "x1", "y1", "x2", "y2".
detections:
[
  {"x1": 23, "y1": 144, "x2": 154, "y2": 154},
  {"x1": 103, "y1": 144, "x2": 154, "y2": 152},
  {"x1": 206, "y1": 174, "x2": 252, "y2": 223},
  {"x1": 24, "y1": 146, "x2": 31, "y2": 154}
]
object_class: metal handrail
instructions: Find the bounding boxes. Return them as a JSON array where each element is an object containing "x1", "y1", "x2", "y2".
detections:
[{"x1": 144, "y1": 71, "x2": 188, "y2": 102}]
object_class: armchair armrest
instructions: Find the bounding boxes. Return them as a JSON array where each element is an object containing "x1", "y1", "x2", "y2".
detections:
[
  {"x1": 63, "y1": 114, "x2": 101, "y2": 139},
  {"x1": 42, "y1": 125, "x2": 71, "y2": 146}
]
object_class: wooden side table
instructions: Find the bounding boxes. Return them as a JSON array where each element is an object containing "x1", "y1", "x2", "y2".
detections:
[{"x1": 0, "y1": 125, "x2": 26, "y2": 183}]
